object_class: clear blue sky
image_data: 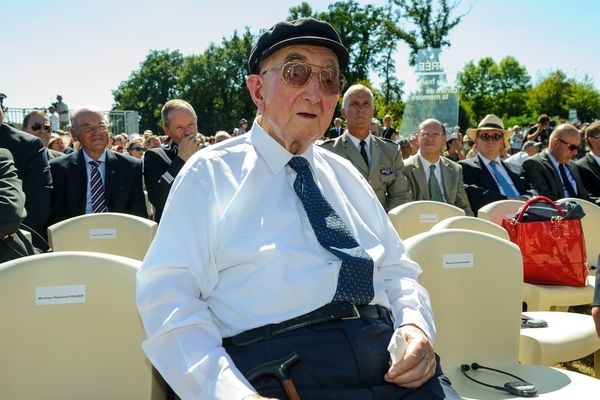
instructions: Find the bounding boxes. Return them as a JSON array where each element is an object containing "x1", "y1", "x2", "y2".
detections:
[{"x1": 2, "y1": 0, "x2": 599, "y2": 112}]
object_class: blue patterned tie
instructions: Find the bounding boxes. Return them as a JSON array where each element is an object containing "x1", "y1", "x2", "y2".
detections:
[
  {"x1": 489, "y1": 160, "x2": 519, "y2": 198},
  {"x1": 89, "y1": 160, "x2": 108, "y2": 213},
  {"x1": 288, "y1": 156, "x2": 374, "y2": 305}
]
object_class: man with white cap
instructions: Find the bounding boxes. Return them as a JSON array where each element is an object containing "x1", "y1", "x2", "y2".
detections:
[
  {"x1": 137, "y1": 17, "x2": 459, "y2": 400},
  {"x1": 504, "y1": 140, "x2": 542, "y2": 168},
  {"x1": 459, "y1": 114, "x2": 536, "y2": 213}
]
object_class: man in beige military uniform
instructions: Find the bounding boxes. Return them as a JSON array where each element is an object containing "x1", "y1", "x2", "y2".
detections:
[{"x1": 320, "y1": 84, "x2": 411, "y2": 211}]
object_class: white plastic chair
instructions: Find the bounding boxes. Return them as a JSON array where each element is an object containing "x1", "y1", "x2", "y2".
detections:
[
  {"x1": 387, "y1": 200, "x2": 464, "y2": 240},
  {"x1": 558, "y1": 197, "x2": 600, "y2": 271},
  {"x1": 476, "y1": 199, "x2": 525, "y2": 225},
  {"x1": 48, "y1": 212, "x2": 157, "y2": 261},
  {"x1": 0, "y1": 251, "x2": 166, "y2": 399},
  {"x1": 431, "y1": 215, "x2": 510, "y2": 240},
  {"x1": 404, "y1": 229, "x2": 600, "y2": 398}
]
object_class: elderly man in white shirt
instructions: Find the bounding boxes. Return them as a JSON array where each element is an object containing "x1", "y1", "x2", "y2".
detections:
[{"x1": 137, "y1": 18, "x2": 459, "y2": 400}]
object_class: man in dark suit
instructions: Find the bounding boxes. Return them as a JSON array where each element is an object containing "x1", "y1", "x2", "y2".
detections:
[
  {"x1": 0, "y1": 148, "x2": 36, "y2": 262},
  {"x1": 320, "y1": 84, "x2": 412, "y2": 211},
  {"x1": 49, "y1": 107, "x2": 147, "y2": 224},
  {"x1": 576, "y1": 121, "x2": 600, "y2": 197},
  {"x1": 522, "y1": 123, "x2": 598, "y2": 204},
  {"x1": 402, "y1": 118, "x2": 473, "y2": 216},
  {"x1": 459, "y1": 114, "x2": 536, "y2": 213},
  {"x1": 0, "y1": 107, "x2": 52, "y2": 248},
  {"x1": 143, "y1": 99, "x2": 204, "y2": 222},
  {"x1": 325, "y1": 117, "x2": 343, "y2": 139}
]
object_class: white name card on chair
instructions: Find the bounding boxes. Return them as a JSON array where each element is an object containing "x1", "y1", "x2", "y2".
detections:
[
  {"x1": 89, "y1": 228, "x2": 117, "y2": 239},
  {"x1": 419, "y1": 214, "x2": 438, "y2": 223},
  {"x1": 442, "y1": 253, "x2": 474, "y2": 269},
  {"x1": 36, "y1": 285, "x2": 86, "y2": 305}
]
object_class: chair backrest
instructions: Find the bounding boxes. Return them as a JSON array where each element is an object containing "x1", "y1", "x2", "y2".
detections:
[
  {"x1": 48, "y1": 212, "x2": 158, "y2": 261},
  {"x1": 387, "y1": 201, "x2": 465, "y2": 240},
  {"x1": 559, "y1": 197, "x2": 600, "y2": 268},
  {"x1": 404, "y1": 229, "x2": 523, "y2": 368},
  {"x1": 0, "y1": 251, "x2": 165, "y2": 400},
  {"x1": 477, "y1": 199, "x2": 525, "y2": 225},
  {"x1": 430, "y1": 215, "x2": 510, "y2": 241}
]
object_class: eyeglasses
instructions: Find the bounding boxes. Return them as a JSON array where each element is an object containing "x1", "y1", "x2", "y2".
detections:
[
  {"x1": 80, "y1": 123, "x2": 109, "y2": 134},
  {"x1": 558, "y1": 137, "x2": 579, "y2": 151},
  {"x1": 478, "y1": 133, "x2": 504, "y2": 141},
  {"x1": 130, "y1": 146, "x2": 145, "y2": 152},
  {"x1": 261, "y1": 61, "x2": 344, "y2": 95},
  {"x1": 31, "y1": 122, "x2": 51, "y2": 131},
  {"x1": 420, "y1": 131, "x2": 443, "y2": 138}
]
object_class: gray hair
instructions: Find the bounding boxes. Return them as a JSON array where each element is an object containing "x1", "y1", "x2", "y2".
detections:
[
  {"x1": 342, "y1": 84, "x2": 374, "y2": 110},
  {"x1": 70, "y1": 106, "x2": 108, "y2": 131}
]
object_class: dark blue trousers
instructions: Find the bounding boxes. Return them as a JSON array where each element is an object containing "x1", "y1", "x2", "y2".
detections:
[{"x1": 225, "y1": 317, "x2": 460, "y2": 400}]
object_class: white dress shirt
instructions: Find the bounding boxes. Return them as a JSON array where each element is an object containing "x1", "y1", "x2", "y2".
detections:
[{"x1": 137, "y1": 121, "x2": 434, "y2": 400}]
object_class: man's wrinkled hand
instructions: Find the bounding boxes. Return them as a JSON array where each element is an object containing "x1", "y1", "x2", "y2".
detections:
[{"x1": 384, "y1": 324, "x2": 436, "y2": 388}]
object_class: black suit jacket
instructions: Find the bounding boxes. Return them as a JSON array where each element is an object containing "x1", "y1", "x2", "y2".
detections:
[
  {"x1": 143, "y1": 144, "x2": 185, "y2": 222},
  {"x1": 522, "y1": 151, "x2": 596, "y2": 202},
  {"x1": 459, "y1": 155, "x2": 535, "y2": 213},
  {"x1": 576, "y1": 153, "x2": 600, "y2": 197},
  {"x1": 0, "y1": 123, "x2": 52, "y2": 244},
  {"x1": 326, "y1": 127, "x2": 343, "y2": 139},
  {"x1": 49, "y1": 150, "x2": 147, "y2": 224}
]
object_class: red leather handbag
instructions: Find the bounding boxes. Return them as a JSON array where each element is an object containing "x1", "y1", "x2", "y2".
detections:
[{"x1": 501, "y1": 196, "x2": 588, "y2": 287}]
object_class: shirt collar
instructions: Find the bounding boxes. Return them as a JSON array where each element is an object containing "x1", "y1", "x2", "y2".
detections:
[
  {"x1": 346, "y1": 131, "x2": 371, "y2": 148},
  {"x1": 478, "y1": 154, "x2": 502, "y2": 167},
  {"x1": 82, "y1": 149, "x2": 107, "y2": 164},
  {"x1": 250, "y1": 120, "x2": 316, "y2": 175},
  {"x1": 591, "y1": 151, "x2": 600, "y2": 166},
  {"x1": 417, "y1": 151, "x2": 440, "y2": 169},
  {"x1": 544, "y1": 149, "x2": 561, "y2": 169}
]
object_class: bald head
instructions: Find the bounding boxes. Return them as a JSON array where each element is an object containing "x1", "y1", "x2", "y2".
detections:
[{"x1": 548, "y1": 123, "x2": 580, "y2": 163}]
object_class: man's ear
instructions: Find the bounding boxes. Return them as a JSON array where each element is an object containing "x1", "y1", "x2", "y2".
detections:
[
  {"x1": 246, "y1": 75, "x2": 265, "y2": 113},
  {"x1": 340, "y1": 107, "x2": 347, "y2": 119}
]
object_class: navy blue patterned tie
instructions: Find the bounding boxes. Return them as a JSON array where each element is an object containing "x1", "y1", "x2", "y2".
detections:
[{"x1": 288, "y1": 156, "x2": 374, "y2": 305}]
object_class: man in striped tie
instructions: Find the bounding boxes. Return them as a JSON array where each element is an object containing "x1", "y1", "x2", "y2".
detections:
[{"x1": 49, "y1": 107, "x2": 147, "y2": 224}]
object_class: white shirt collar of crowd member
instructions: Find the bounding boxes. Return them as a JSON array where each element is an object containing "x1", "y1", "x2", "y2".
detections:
[
  {"x1": 590, "y1": 151, "x2": 600, "y2": 167},
  {"x1": 345, "y1": 131, "x2": 371, "y2": 151},
  {"x1": 417, "y1": 151, "x2": 441, "y2": 178},
  {"x1": 544, "y1": 148, "x2": 562, "y2": 169},
  {"x1": 82, "y1": 148, "x2": 107, "y2": 165}
]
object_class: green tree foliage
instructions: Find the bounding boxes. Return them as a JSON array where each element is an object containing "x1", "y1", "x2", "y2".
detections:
[
  {"x1": 178, "y1": 29, "x2": 256, "y2": 134},
  {"x1": 112, "y1": 50, "x2": 183, "y2": 132},
  {"x1": 112, "y1": 1, "x2": 463, "y2": 132},
  {"x1": 458, "y1": 56, "x2": 531, "y2": 123},
  {"x1": 392, "y1": 0, "x2": 464, "y2": 66}
]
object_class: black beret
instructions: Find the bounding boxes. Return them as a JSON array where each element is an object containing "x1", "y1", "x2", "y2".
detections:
[{"x1": 248, "y1": 18, "x2": 349, "y2": 75}]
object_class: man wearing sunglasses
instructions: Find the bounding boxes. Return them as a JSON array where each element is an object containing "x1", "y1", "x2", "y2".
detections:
[
  {"x1": 459, "y1": 114, "x2": 536, "y2": 213},
  {"x1": 522, "y1": 123, "x2": 598, "y2": 204},
  {"x1": 0, "y1": 107, "x2": 52, "y2": 251},
  {"x1": 320, "y1": 84, "x2": 412, "y2": 211},
  {"x1": 22, "y1": 110, "x2": 63, "y2": 160},
  {"x1": 137, "y1": 18, "x2": 459, "y2": 400}
]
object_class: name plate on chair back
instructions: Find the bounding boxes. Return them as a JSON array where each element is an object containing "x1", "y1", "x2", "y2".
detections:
[
  {"x1": 443, "y1": 253, "x2": 474, "y2": 269},
  {"x1": 89, "y1": 228, "x2": 117, "y2": 239},
  {"x1": 35, "y1": 285, "x2": 86, "y2": 305},
  {"x1": 419, "y1": 214, "x2": 438, "y2": 223}
]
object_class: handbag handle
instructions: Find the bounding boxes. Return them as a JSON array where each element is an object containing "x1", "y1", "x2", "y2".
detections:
[{"x1": 514, "y1": 195, "x2": 566, "y2": 222}]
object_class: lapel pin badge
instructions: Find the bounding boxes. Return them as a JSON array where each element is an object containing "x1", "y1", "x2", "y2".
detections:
[{"x1": 380, "y1": 167, "x2": 394, "y2": 175}]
